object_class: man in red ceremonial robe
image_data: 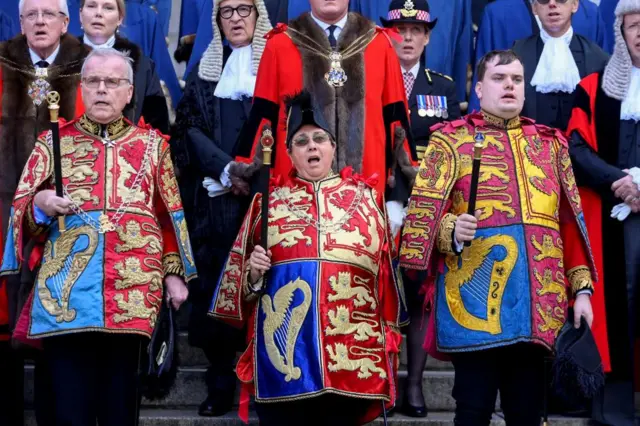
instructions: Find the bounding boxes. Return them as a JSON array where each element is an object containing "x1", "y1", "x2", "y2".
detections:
[
  {"x1": 0, "y1": 0, "x2": 88, "y2": 423},
  {"x1": 233, "y1": 0, "x2": 417, "y2": 237},
  {"x1": 567, "y1": 1, "x2": 640, "y2": 424}
]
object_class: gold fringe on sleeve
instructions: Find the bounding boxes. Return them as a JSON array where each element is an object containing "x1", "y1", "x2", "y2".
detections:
[
  {"x1": 567, "y1": 265, "x2": 594, "y2": 295},
  {"x1": 436, "y1": 213, "x2": 458, "y2": 256},
  {"x1": 162, "y1": 252, "x2": 185, "y2": 277}
]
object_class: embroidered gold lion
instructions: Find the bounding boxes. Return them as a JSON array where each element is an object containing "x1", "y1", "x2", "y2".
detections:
[
  {"x1": 62, "y1": 137, "x2": 99, "y2": 158},
  {"x1": 62, "y1": 158, "x2": 98, "y2": 183},
  {"x1": 328, "y1": 272, "x2": 377, "y2": 310},
  {"x1": 536, "y1": 304, "x2": 564, "y2": 334},
  {"x1": 113, "y1": 290, "x2": 158, "y2": 326},
  {"x1": 68, "y1": 186, "x2": 100, "y2": 206},
  {"x1": 114, "y1": 257, "x2": 162, "y2": 291},
  {"x1": 325, "y1": 306, "x2": 383, "y2": 343},
  {"x1": 216, "y1": 293, "x2": 236, "y2": 311},
  {"x1": 531, "y1": 235, "x2": 564, "y2": 267},
  {"x1": 267, "y1": 224, "x2": 312, "y2": 248},
  {"x1": 115, "y1": 221, "x2": 162, "y2": 254},
  {"x1": 534, "y1": 268, "x2": 567, "y2": 303},
  {"x1": 460, "y1": 154, "x2": 509, "y2": 184},
  {"x1": 325, "y1": 343, "x2": 387, "y2": 379},
  {"x1": 452, "y1": 189, "x2": 516, "y2": 221},
  {"x1": 219, "y1": 263, "x2": 241, "y2": 293}
]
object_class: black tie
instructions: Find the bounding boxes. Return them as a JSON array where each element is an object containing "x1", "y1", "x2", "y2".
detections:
[
  {"x1": 328, "y1": 25, "x2": 337, "y2": 49},
  {"x1": 35, "y1": 60, "x2": 49, "y2": 68}
]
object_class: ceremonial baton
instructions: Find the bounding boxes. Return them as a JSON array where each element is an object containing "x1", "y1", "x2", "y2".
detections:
[
  {"x1": 47, "y1": 91, "x2": 66, "y2": 233},
  {"x1": 462, "y1": 132, "x2": 484, "y2": 260},
  {"x1": 259, "y1": 125, "x2": 274, "y2": 251}
]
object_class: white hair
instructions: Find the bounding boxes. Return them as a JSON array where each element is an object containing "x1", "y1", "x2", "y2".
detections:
[
  {"x1": 19, "y1": 0, "x2": 70, "y2": 17},
  {"x1": 81, "y1": 48, "x2": 134, "y2": 84}
]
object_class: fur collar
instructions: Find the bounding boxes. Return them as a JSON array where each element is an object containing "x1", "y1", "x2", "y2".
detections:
[
  {"x1": 287, "y1": 12, "x2": 374, "y2": 173},
  {"x1": 0, "y1": 33, "x2": 89, "y2": 72},
  {"x1": 0, "y1": 33, "x2": 88, "y2": 206}
]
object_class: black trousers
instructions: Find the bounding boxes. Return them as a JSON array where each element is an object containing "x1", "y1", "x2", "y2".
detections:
[
  {"x1": 0, "y1": 342, "x2": 23, "y2": 426},
  {"x1": 42, "y1": 332, "x2": 144, "y2": 426},
  {"x1": 255, "y1": 394, "x2": 372, "y2": 426},
  {"x1": 451, "y1": 343, "x2": 546, "y2": 426}
]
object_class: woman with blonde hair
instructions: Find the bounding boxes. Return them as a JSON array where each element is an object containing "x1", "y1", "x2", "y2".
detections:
[{"x1": 79, "y1": 0, "x2": 170, "y2": 133}]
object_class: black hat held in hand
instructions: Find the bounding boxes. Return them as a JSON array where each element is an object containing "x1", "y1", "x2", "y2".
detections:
[{"x1": 552, "y1": 309, "x2": 605, "y2": 405}]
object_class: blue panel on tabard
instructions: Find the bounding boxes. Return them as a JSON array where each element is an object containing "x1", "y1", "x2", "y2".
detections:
[
  {"x1": 255, "y1": 261, "x2": 323, "y2": 400},
  {"x1": 1, "y1": 208, "x2": 18, "y2": 273},
  {"x1": 29, "y1": 215, "x2": 106, "y2": 336},
  {"x1": 435, "y1": 225, "x2": 532, "y2": 351},
  {"x1": 170, "y1": 210, "x2": 198, "y2": 279}
]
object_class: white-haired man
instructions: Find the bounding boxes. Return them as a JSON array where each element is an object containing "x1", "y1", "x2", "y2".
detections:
[
  {"x1": 0, "y1": 47, "x2": 195, "y2": 426},
  {"x1": 0, "y1": 0, "x2": 88, "y2": 423},
  {"x1": 568, "y1": 0, "x2": 640, "y2": 424}
]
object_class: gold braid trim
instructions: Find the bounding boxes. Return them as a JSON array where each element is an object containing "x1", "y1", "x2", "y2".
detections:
[
  {"x1": 566, "y1": 266, "x2": 593, "y2": 295},
  {"x1": 436, "y1": 213, "x2": 458, "y2": 256},
  {"x1": 162, "y1": 253, "x2": 184, "y2": 277}
]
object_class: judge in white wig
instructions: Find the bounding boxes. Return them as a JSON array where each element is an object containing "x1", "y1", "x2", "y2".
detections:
[
  {"x1": 170, "y1": 0, "x2": 272, "y2": 417},
  {"x1": 567, "y1": 1, "x2": 640, "y2": 425}
]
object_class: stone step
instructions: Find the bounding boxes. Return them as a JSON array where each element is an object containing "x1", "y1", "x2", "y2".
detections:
[
  {"x1": 23, "y1": 366, "x2": 459, "y2": 411},
  {"x1": 23, "y1": 409, "x2": 592, "y2": 426},
  {"x1": 177, "y1": 333, "x2": 453, "y2": 370}
]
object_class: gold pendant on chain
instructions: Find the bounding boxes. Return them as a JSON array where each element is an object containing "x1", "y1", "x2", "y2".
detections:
[{"x1": 325, "y1": 51, "x2": 348, "y2": 88}]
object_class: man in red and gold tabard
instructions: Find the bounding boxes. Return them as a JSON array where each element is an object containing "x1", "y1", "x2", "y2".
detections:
[
  {"x1": 232, "y1": 0, "x2": 417, "y2": 238},
  {"x1": 209, "y1": 90, "x2": 406, "y2": 426},
  {"x1": 399, "y1": 50, "x2": 598, "y2": 426},
  {"x1": 0, "y1": 48, "x2": 195, "y2": 426}
]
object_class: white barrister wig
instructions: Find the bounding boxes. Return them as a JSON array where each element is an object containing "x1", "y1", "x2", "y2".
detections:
[
  {"x1": 602, "y1": 0, "x2": 640, "y2": 100},
  {"x1": 198, "y1": 0, "x2": 272, "y2": 82}
]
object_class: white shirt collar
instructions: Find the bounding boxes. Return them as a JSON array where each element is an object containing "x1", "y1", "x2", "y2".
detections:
[
  {"x1": 30, "y1": 44, "x2": 60, "y2": 66},
  {"x1": 401, "y1": 62, "x2": 420, "y2": 79},
  {"x1": 83, "y1": 34, "x2": 116, "y2": 50},
  {"x1": 310, "y1": 12, "x2": 348, "y2": 39}
]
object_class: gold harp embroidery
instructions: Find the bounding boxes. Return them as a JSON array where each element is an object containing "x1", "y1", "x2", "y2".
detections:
[
  {"x1": 444, "y1": 234, "x2": 517, "y2": 334},
  {"x1": 36, "y1": 226, "x2": 99, "y2": 323},
  {"x1": 261, "y1": 278, "x2": 312, "y2": 382}
]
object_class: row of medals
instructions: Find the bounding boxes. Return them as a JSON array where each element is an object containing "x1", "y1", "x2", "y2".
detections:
[{"x1": 418, "y1": 105, "x2": 448, "y2": 119}]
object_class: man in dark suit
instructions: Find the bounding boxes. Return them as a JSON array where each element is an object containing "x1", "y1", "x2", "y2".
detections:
[
  {"x1": 512, "y1": 0, "x2": 608, "y2": 131},
  {"x1": 381, "y1": 0, "x2": 460, "y2": 418}
]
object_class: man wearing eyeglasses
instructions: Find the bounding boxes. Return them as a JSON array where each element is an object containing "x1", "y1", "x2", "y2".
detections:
[
  {"x1": 0, "y1": 47, "x2": 195, "y2": 426},
  {"x1": 510, "y1": 0, "x2": 608, "y2": 133},
  {"x1": 0, "y1": 0, "x2": 88, "y2": 424},
  {"x1": 568, "y1": 1, "x2": 640, "y2": 424}
]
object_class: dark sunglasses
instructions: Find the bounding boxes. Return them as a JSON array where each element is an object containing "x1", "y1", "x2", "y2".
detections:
[{"x1": 535, "y1": 0, "x2": 571, "y2": 4}]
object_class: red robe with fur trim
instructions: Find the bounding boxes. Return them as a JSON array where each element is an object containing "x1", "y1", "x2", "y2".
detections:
[{"x1": 235, "y1": 13, "x2": 415, "y2": 198}]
